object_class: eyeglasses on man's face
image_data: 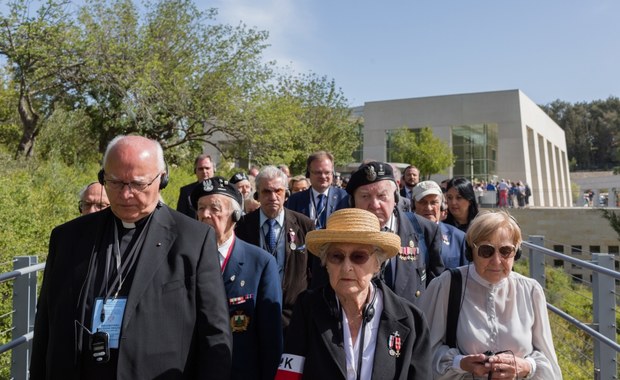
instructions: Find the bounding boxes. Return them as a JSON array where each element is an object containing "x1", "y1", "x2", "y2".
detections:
[
  {"x1": 104, "y1": 173, "x2": 161, "y2": 193},
  {"x1": 474, "y1": 243, "x2": 516, "y2": 259},
  {"x1": 79, "y1": 201, "x2": 110, "y2": 210},
  {"x1": 260, "y1": 187, "x2": 286, "y2": 197},
  {"x1": 310, "y1": 170, "x2": 332, "y2": 177}
]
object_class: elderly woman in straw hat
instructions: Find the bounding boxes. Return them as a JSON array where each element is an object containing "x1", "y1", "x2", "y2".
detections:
[{"x1": 275, "y1": 208, "x2": 431, "y2": 380}]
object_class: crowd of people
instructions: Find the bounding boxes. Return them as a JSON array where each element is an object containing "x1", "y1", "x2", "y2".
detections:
[
  {"x1": 475, "y1": 179, "x2": 532, "y2": 209},
  {"x1": 33, "y1": 138, "x2": 561, "y2": 379}
]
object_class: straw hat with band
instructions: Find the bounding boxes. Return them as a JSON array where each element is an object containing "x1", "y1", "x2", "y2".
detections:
[{"x1": 306, "y1": 208, "x2": 401, "y2": 260}]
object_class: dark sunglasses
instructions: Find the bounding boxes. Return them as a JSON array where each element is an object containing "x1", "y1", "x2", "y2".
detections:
[
  {"x1": 475, "y1": 243, "x2": 516, "y2": 259},
  {"x1": 326, "y1": 251, "x2": 371, "y2": 265}
]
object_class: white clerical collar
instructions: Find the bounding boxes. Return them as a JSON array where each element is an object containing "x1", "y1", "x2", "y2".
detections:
[{"x1": 121, "y1": 221, "x2": 136, "y2": 229}]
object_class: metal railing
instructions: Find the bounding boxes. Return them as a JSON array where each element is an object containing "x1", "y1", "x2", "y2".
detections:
[
  {"x1": 0, "y1": 257, "x2": 44, "y2": 380},
  {"x1": 524, "y1": 236, "x2": 619, "y2": 380},
  {"x1": 1, "y1": 237, "x2": 618, "y2": 379}
]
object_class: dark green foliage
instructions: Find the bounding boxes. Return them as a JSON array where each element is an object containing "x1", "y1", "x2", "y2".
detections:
[
  {"x1": 514, "y1": 260, "x2": 608, "y2": 379},
  {"x1": 599, "y1": 209, "x2": 620, "y2": 241},
  {"x1": 541, "y1": 97, "x2": 620, "y2": 171}
]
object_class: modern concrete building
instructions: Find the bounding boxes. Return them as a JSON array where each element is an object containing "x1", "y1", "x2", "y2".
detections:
[{"x1": 358, "y1": 89, "x2": 573, "y2": 207}]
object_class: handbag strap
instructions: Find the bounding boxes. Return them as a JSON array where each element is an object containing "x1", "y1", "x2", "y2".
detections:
[{"x1": 446, "y1": 268, "x2": 462, "y2": 348}]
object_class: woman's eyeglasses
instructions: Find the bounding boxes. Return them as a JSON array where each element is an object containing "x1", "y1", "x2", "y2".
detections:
[
  {"x1": 326, "y1": 251, "x2": 371, "y2": 265},
  {"x1": 474, "y1": 243, "x2": 516, "y2": 259}
]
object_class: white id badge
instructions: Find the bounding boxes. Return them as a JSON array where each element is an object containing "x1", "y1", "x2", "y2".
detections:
[{"x1": 92, "y1": 297, "x2": 127, "y2": 349}]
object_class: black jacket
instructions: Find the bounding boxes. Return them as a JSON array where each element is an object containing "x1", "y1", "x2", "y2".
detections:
[{"x1": 280, "y1": 280, "x2": 431, "y2": 379}]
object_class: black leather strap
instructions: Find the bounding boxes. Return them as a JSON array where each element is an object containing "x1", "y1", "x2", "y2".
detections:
[{"x1": 446, "y1": 268, "x2": 462, "y2": 348}]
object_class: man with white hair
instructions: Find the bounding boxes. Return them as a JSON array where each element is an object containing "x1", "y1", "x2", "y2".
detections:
[
  {"x1": 235, "y1": 166, "x2": 315, "y2": 330},
  {"x1": 31, "y1": 135, "x2": 232, "y2": 379},
  {"x1": 78, "y1": 182, "x2": 110, "y2": 215}
]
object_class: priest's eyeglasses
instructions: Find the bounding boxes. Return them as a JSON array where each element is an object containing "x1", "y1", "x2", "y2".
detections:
[{"x1": 104, "y1": 174, "x2": 161, "y2": 193}]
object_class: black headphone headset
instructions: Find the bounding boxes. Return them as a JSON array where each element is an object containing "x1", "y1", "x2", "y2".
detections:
[
  {"x1": 362, "y1": 283, "x2": 377, "y2": 322},
  {"x1": 325, "y1": 282, "x2": 377, "y2": 322},
  {"x1": 231, "y1": 208, "x2": 241, "y2": 223},
  {"x1": 98, "y1": 168, "x2": 169, "y2": 190},
  {"x1": 465, "y1": 212, "x2": 523, "y2": 261},
  {"x1": 465, "y1": 242, "x2": 522, "y2": 261}
]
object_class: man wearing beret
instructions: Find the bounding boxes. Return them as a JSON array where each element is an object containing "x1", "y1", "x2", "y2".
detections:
[
  {"x1": 235, "y1": 166, "x2": 315, "y2": 331},
  {"x1": 285, "y1": 151, "x2": 349, "y2": 230},
  {"x1": 345, "y1": 161, "x2": 444, "y2": 306},
  {"x1": 191, "y1": 177, "x2": 283, "y2": 380},
  {"x1": 230, "y1": 172, "x2": 260, "y2": 215},
  {"x1": 412, "y1": 180, "x2": 467, "y2": 269}
]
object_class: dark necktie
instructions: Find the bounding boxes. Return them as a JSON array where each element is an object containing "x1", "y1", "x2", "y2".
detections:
[
  {"x1": 317, "y1": 194, "x2": 326, "y2": 228},
  {"x1": 384, "y1": 258, "x2": 395, "y2": 288},
  {"x1": 266, "y1": 219, "x2": 277, "y2": 252}
]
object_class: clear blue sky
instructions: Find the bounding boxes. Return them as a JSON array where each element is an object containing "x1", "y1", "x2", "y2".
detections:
[{"x1": 211, "y1": 0, "x2": 620, "y2": 107}]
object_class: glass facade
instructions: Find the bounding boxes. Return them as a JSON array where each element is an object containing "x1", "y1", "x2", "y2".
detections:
[{"x1": 451, "y1": 124, "x2": 498, "y2": 181}]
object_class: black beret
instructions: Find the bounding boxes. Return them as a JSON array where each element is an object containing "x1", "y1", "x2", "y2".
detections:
[
  {"x1": 190, "y1": 176, "x2": 243, "y2": 209},
  {"x1": 229, "y1": 172, "x2": 249, "y2": 184},
  {"x1": 345, "y1": 162, "x2": 396, "y2": 195}
]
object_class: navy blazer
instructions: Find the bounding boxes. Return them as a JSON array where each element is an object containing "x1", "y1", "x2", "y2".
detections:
[
  {"x1": 399, "y1": 186, "x2": 411, "y2": 200},
  {"x1": 279, "y1": 280, "x2": 431, "y2": 379},
  {"x1": 285, "y1": 186, "x2": 349, "y2": 228},
  {"x1": 224, "y1": 237, "x2": 283, "y2": 380},
  {"x1": 234, "y1": 208, "x2": 315, "y2": 329},
  {"x1": 438, "y1": 222, "x2": 467, "y2": 269},
  {"x1": 382, "y1": 210, "x2": 444, "y2": 306},
  {"x1": 30, "y1": 205, "x2": 232, "y2": 380},
  {"x1": 176, "y1": 182, "x2": 197, "y2": 219}
]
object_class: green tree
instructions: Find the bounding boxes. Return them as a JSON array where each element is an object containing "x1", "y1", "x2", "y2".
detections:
[
  {"x1": 77, "y1": 0, "x2": 274, "y2": 158},
  {"x1": 0, "y1": 73, "x2": 21, "y2": 146},
  {"x1": 0, "y1": 0, "x2": 83, "y2": 158},
  {"x1": 542, "y1": 97, "x2": 620, "y2": 171},
  {"x1": 224, "y1": 72, "x2": 360, "y2": 173},
  {"x1": 390, "y1": 126, "x2": 455, "y2": 179},
  {"x1": 599, "y1": 209, "x2": 620, "y2": 241}
]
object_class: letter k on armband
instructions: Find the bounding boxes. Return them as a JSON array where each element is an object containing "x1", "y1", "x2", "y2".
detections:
[{"x1": 275, "y1": 353, "x2": 305, "y2": 380}]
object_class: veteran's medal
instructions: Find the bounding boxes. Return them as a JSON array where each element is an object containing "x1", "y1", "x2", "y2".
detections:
[
  {"x1": 388, "y1": 331, "x2": 401, "y2": 357},
  {"x1": 230, "y1": 311, "x2": 250, "y2": 332}
]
